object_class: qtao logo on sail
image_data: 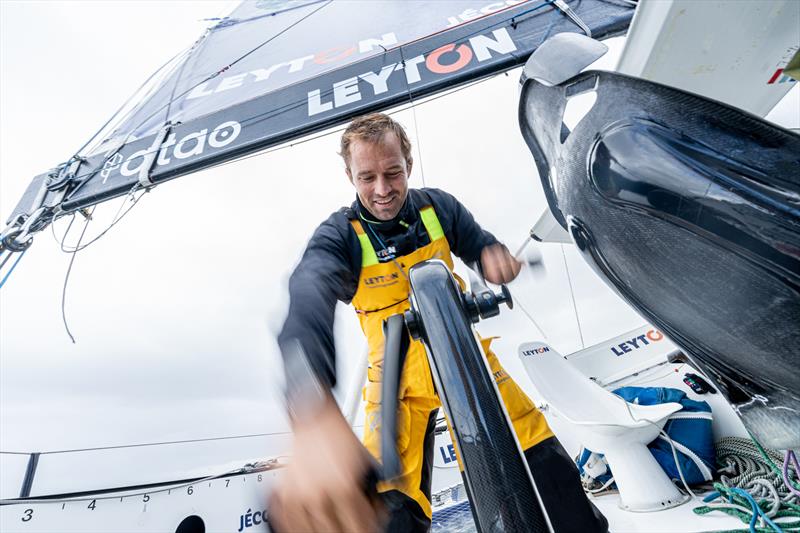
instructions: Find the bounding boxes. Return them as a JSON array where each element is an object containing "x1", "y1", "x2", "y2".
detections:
[
  {"x1": 107, "y1": 121, "x2": 242, "y2": 179},
  {"x1": 100, "y1": 152, "x2": 124, "y2": 183}
]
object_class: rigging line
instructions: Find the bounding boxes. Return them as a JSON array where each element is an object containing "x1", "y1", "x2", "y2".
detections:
[
  {"x1": 61, "y1": 188, "x2": 145, "y2": 253},
  {"x1": 1, "y1": 459, "x2": 285, "y2": 505},
  {"x1": 514, "y1": 296, "x2": 549, "y2": 340},
  {"x1": 163, "y1": 53, "x2": 191, "y2": 125},
  {"x1": 148, "y1": 0, "x2": 332, "y2": 126},
  {"x1": 0, "y1": 249, "x2": 27, "y2": 290},
  {"x1": 387, "y1": 0, "x2": 551, "y2": 54},
  {"x1": 50, "y1": 212, "x2": 73, "y2": 249},
  {"x1": 217, "y1": 0, "x2": 333, "y2": 76},
  {"x1": 515, "y1": 235, "x2": 533, "y2": 259},
  {"x1": 61, "y1": 47, "x2": 194, "y2": 202},
  {"x1": 61, "y1": 206, "x2": 96, "y2": 344},
  {"x1": 560, "y1": 243, "x2": 585, "y2": 349},
  {"x1": 161, "y1": 6, "x2": 221, "y2": 128},
  {"x1": 57, "y1": 213, "x2": 78, "y2": 254},
  {"x1": 50, "y1": 187, "x2": 144, "y2": 343},
  {"x1": 65, "y1": 1, "x2": 333, "y2": 201},
  {"x1": 0, "y1": 250, "x2": 14, "y2": 271},
  {"x1": 511, "y1": 234, "x2": 548, "y2": 339},
  {"x1": 48, "y1": 211, "x2": 77, "y2": 252},
  {"x1": 82, "y1": 0, "x2": 241, "y2": 151},
  {"x1": 68, "y1": 46, "x2": 193, "y2": 163},
  {"x1": 399, "y1": 43, "x2": 428, "y2": 187},
  {"x1": 103, "y1": 47, "x2": 193, "y2": 139},
  {"x1": 536, "y1": 1, "x2": 562, "y2": 48},
  {"x1": 48, "y1": 192, "x2": 121, "y2": 253},
  {"x1": 202, "y1": 0, "x2": 328, "y2": 28},
  {"x1": 1, "y1": 430, "x2": 293, "y2": 456},
  {"x1": 410, "y1": 102, "x2": 427, "y2": 188}
]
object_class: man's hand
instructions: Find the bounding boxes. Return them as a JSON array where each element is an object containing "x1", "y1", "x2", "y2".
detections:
[
  {"x1": 480, "y1": 243, "x2": 522, "y2": 285},
  {"x1": 269, "y1": 396, "x2": 383, "y2": 532}
]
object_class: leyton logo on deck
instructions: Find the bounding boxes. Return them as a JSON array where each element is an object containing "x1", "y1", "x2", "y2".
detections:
[
  {"x1": 307, "y1": 27, "x2": 518, "y2": 116},
  {"x1": 610, "y1": 329, "x2": 664, "y2": 357},
  {"x1": 521, "y1": 346, "x2": 550, "y2": 356},
  {"x1": 109, "y1": 121, "x2": 242, "y2": 179}
]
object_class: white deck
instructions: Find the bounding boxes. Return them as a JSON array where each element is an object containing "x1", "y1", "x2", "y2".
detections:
[{"x1": 593, "y1": 491, "x2": 745, "y2": 533}]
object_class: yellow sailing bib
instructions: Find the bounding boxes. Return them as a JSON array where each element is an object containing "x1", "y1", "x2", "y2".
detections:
[{"x1": 349, "y1": 204, "x2": 553, "y2": 517}]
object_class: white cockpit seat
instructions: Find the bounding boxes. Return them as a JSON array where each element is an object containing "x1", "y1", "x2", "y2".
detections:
[{"x1": 519, "y1": 341, "x2": 689, "y2": 512}]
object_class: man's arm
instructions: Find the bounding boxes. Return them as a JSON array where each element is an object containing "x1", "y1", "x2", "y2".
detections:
[
  {"x1": 278, "y1": 211, "x2": 359, "y2": 394},
  {"x1": 270, "y1": 392, "x2": 382, "y2": 533},
  {"x1": 272, "y1": 212, "x2": 383, "y2": 533},
  {"x1": 423, "y1": 188, "x2": 521, "y2": 284},
  {"x1": 480, "y1": 243, "x2": 522, "y2": 284}
]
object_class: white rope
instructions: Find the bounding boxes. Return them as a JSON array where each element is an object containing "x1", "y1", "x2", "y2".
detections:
[{"x1": 560, "y1": 244, "x2": 585, "y2": 349}]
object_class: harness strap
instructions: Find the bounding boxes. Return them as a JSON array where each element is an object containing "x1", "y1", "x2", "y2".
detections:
[
  {"x1": 351, "y1": 219, "x2": 380, "y2": 267},
  {"x1": 419, "y1": 206, "x2": 444, "y2": 242},
  {"x1": 351, "y1": 203, "x2": 447, "y2": 314}
]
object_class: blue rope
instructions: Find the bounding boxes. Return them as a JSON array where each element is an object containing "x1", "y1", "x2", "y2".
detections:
[
  {"x1": 0, "y1": 249, "x2": 27, "y2": 289},
  {"x1": 729, "y1": 487, "x2": 784, "y2": 533}
]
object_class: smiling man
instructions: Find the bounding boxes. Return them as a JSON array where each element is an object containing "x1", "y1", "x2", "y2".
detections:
[{"x1": 271, "y1": 113, "x2": 607, "y2": 532}]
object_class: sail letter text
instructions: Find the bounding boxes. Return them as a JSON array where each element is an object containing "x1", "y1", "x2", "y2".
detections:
[
  {"x1": 306, "y1": 27, "x2": 518, "y2": 116},
  {"x1": 118, "y1": 121, "x2": 241, "y2": 178},
  {"x1": 610, "y1": 330, "x2": 664, "y2": 356}
]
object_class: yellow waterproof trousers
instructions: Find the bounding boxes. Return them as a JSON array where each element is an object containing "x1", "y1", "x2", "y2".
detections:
[{"x1": 350, "y1": 207, "x2": 553, "y2": 518}]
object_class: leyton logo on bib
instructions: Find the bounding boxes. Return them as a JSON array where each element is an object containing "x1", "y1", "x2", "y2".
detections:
[{"x1": 364, "y1": 272, "x2": 400, "y2": 287}]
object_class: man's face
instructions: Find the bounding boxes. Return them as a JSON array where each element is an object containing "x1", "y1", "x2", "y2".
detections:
[{"x1": 346, "y1": 132, "x2": 411, "y2": 221}]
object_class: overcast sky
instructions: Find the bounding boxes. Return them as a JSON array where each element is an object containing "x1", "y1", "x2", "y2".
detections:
[{"x1": 1, "y1": 1, "x2": 797, "y2": 499}]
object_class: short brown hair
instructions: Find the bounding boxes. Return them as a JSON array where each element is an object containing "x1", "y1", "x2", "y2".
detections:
[{"x1": 339, "y1": 113, "x2": 413, "y2": 170}]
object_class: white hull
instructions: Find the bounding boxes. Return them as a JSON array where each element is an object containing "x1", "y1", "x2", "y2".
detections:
[{"x1": 0, "y1": 326, "x2": 766, "y2": 533}]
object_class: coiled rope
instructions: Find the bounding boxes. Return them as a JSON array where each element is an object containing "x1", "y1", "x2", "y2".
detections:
[{"x1": 693, "y1": 436, "x2": 800, "y2": 532}]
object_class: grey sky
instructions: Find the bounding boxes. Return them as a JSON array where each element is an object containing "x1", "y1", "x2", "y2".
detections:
[{"x1": 1, "y1": 0, "x2": 797, "y2": 499}]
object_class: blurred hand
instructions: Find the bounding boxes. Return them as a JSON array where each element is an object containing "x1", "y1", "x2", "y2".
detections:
[
  {"x1": 480, "y1": 243, "x2": 522, "y2": 285},
  {"x1": 269, "y1": 396, "x2": 383, "y2": 532}
]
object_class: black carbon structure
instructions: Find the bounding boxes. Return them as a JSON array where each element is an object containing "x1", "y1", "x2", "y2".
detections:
[
  {"x1": 405, "y1": 260, "x2": 550, "y2": 533},
  {"x1": 519, "y1": 69, "x2": 800, "y2": 450}
]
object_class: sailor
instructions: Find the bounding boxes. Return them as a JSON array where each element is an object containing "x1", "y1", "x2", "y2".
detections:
[{"x1": 270, "y1": 113, "x2": 607, "y2": 532}]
